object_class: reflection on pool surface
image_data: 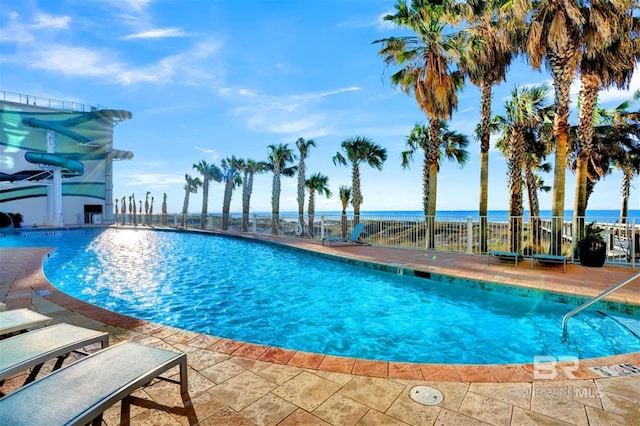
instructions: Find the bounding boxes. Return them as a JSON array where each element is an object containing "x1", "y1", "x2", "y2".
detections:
[{"x1": 4, "y1": 228, "x2": 640, "y2": 363}]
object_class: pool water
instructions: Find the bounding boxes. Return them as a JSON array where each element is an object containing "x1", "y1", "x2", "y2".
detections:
[{"x1": 3, "y1": 228, "x2": 639, "y2": 364}]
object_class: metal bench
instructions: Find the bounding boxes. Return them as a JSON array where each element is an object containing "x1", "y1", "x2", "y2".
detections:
[{"x1": 0, "y1": 308, "x2": 51, "y2": 336}]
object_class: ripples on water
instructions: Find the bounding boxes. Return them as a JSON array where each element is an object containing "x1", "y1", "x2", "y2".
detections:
[{"x1": 16, "y1": 228, "x2": 637, "y2": 363}]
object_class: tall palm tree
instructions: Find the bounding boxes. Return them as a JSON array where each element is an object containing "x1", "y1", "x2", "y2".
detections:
[
  {"x1": 296, "y1": 137, "x2": 316, "y2": 237},
  {"x1": 220, "y1": 156, "x2": 243, "y2": 230},
  {"x1": 493, "y1": 83, "x2": 551, "y2": 253},
  {"x1": 193, "y1": 160, "x2": 222, "y2": 229},
  {"x1": 526, "y1": 0, "x2": 583, "y2": 254},
  {"x1": 305, "y1": 172, "x2": 332, "y2": 238},
  {"x1": 401, "y1": 121, "x2": 469, "y2": 248},
  {"x1": 452, "y1": 0, "x2": 523, "y2": 252},
  {"x1": 573, "y1": 0, "x2": 639, "y2": 238},
  {"x1": 266, "y1": 144, "x2": 297, "y2": 235},
  {"x1": 332, "y1": 137, "x2": 387, "y2": 223},
  {"x1": 238, "y1": 158, "x2": 269, "y2": 232},
  {"x1": 339, "y1": 185, "x2": 352, "y2": 238},
  {"x1": 181, "y1": 174, "x2": 202, "y2": 228}
]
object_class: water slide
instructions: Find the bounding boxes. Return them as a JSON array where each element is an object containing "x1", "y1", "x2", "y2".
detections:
[{"x1": 24, "y1": 152, "x2": 85, "y2": 175}]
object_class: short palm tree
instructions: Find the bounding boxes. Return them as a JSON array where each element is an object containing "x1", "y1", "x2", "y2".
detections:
[
  {"x1": 131, "y1": 193, "x2": 136, "y2": 226},
  {"x1": 339, "y1": 185, "x2": 352, "y2": 238},
  {"x1": 333, "y1": 137, "x2": 387, "y2": 223},
  {"x1": 161, "y1": 193, "x2": 167, "y2": 226},
  {"x1": 237, "y1": 158, "x2": 269, "y2": 232},
  {"x1": 266, "y1": 144, "x2": 297, "y2": 235},
  {"x1": 493, "y1": 83, "x2": 551, "y2": 253},
  {"x1": 193, "y1": 160, "x2": 222, "y2": 229},
  {"x1": 181, "y1": 174, "x2": 202, "y2": 228},
  {"x1": 402, "y1": 121, "x2": 469, "y2": 249},
  {"x1": 305, "y1": 172, "x2": 332, "y2": 238},
  {"x1": 296, "y1": 138, "x2": 316, "y2": 237},
  {"x1": 220, "y1": 156, "x2": 243, "y2": 230},
  {"x1": 144, "y1": 191, "x2": 150, "y2": 225}
]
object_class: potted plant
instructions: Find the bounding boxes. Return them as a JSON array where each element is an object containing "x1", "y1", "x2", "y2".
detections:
[{"x1": 578, "y1": 221, "x2": 607, "y2": 267}]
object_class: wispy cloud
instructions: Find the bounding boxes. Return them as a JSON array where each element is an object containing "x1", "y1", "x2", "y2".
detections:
[
  {"x1": 194, "y1": 146, "x2": 215, "y2": 154},
  {"x1": 125, "y1": 27, "x2": 189, "y2": 39},
  {"x1": 0, "y1": 12, "x2": 71, "y2": 43},
  {"x1": 126, "y1": 173, "x2": 185, "y2": 186}
]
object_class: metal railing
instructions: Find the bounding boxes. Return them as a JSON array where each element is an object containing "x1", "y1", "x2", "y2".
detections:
[
  {"x1": 561, "y1": 270, "x2": 640, "y2": 338},
  {"x1": 0, "y1": 90, "x2": 106, "y2": 112},
  {"x1": 110, "y1": 212, "x2": 640, "y2": 266}
]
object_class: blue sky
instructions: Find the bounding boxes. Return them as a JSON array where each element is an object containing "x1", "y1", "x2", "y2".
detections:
[{"x1": 2, "y1": 0, "x2": 639, "y2": 215}]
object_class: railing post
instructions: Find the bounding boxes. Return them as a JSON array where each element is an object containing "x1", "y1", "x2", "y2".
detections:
[
  {"x1": 320, "y1": 215, "x2": 325, "y2": 239},
  {"x1": 466, "y1": 216, "x2": 473, "y2": 254},
  {"x1": 252, "y1": 214, "x2": 257, "y2": 233}
]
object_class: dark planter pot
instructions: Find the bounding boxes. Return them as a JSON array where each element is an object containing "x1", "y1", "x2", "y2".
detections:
[{"x1": 578, "y1": 240, "x2": 606, "y2": 267}]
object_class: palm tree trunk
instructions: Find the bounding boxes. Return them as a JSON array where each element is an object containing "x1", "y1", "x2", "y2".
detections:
[
  {"x1": 271, "y1": 170, "x2": 281, "y2": 235},
  {"x1": 524, "y1": 165, "x2": 541, "y2": 249},
  {"x1": 308, "y1": 191, "x2": 316, "y2": 238},
  {"x1": 549, "y1": 50, "x2": 578, "y2": 255},
  {"x1": 621, "y1": 169, "x2": 632, "y2": 223},
  {"x1": 242, "y1": 174, "x2": 253, "y2": 232},
  {"x1": 222, "y1": 180, "x2": 233, "y2": 230},
  {"x1": 298, "y1": 159, "x2": 306, "y2": 238},
  {"x1": 351, "y1": 165, "x2": 361, "y2": 224},
  {"x1": 508, "y1": 129, "x2": 524, "y2": 253},
  {"x1": 478, "y1": 80, "x2": 492, "y2": 253},
  {"x1": 201, "y1": 180, "x2": 209, "y2": 229},
  {"x1": 424, "y1": 119, "x2": 440, "y2": 249},
  {"x1": 573, "y1": 72, "x2": 600, "y2": 248}
]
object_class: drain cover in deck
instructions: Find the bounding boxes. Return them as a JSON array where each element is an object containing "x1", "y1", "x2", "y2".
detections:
[{"x1": 410, "y1": 385, "x2": 443, "y2": 406}]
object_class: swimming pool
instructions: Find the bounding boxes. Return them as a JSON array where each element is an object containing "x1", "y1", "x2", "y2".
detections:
[{"x1": 3, "y1": 228, "x2": 639, "y2": 364}]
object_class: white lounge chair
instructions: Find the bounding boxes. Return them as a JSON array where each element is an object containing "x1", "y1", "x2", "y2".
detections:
[
  {"x1": 0, "y1": 323, "x2": 109, "y2": 384},
  {"x1": 323, "y1": 223, "x2": 367, "y2": 246},
  {"x1": 0, "y1": 342, "x2": 188, "y2": 425},
  {"x1": 0, "y1": 308, "x2": 51, "y2": 335}
]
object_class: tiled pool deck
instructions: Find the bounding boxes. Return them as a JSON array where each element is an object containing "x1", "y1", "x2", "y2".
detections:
[{"x1": 1, "y1": 229, "x2": 639, "y2": 425}]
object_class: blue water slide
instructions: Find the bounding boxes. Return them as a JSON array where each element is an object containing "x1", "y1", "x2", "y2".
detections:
[{"x1": 24, "y1": 152, "x2": 85, "y2": 175}]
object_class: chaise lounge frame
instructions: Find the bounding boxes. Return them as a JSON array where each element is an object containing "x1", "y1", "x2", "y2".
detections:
[{"x1": 0, "y1": 341, "x2": 188, "y2": 425}]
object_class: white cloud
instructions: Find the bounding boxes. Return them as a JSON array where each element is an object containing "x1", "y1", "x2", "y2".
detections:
[
  {"x1": 0, "y1": 12, "x2": 71, "y2": 43},
  {"x1": 126, "y1": 173, "x2": 185, "y2": 186},
  {"x1": 125, "y1": 27, "x2": 189, "y2": 39}
]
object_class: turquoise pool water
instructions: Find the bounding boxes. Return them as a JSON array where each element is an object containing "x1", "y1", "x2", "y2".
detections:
[{"x1": 2, "y1": 228, "x2": 639, "y2": 364}]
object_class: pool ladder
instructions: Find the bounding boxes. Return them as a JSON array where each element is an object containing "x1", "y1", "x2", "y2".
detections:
[{"x1": 561, "y1": 270, "x2": 640, "y2": 340}]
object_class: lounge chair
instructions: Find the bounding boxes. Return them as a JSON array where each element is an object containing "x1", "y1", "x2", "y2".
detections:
[
  {"x1": 322, "y1": 223, "x2": 367, "y2": 246},
  {"x1": 488, "y1": 250, "x2": 521, "y2": 267},
  {"x1": 0, "y1": 341, "x2": 188, "y2": 425},
  {"x1": 0, "y1": 308, "x2": 51, "y2": 336},
  {"x1": 0, "y1": 323, "x2": 109, "y2": 384}
]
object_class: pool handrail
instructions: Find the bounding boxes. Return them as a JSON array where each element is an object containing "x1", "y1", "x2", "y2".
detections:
[{"x1": 561, "y1": 270, "x2": 640, "y2": 339}]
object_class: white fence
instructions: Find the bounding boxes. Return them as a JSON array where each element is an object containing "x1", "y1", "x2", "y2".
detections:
[{"x1": 113, "y1": 213, "x2": 640, "y2": 267}]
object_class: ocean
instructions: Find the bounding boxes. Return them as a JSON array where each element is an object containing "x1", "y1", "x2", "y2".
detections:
[{"x1": 248, "y1": 210, "x2": 637, "y2": 222}]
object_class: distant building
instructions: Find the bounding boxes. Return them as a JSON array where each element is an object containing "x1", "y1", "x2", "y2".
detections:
[{"x1": 0, "y1": 91, "x2": 133, "y2": 227}]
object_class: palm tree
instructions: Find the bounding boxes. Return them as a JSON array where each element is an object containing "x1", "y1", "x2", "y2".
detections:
[
  {"x1": 237, "y1": 158, "x2": 269, "y2": 232},
  {"x1": 131, "y1": 193, "x2": 136, "y2": 226},
  {"x1": 181, "y1": 174, "x2": 202, "y2": 228},
  {"x1": 121, "y1": 196, "x2": 126, "y2": 225},
  {"x1": 266, "y1": 144, "x2": 297, "y2": 235},
  {"x1": 193, "y1": 160, "x2": 222, "y2": 229},
  {"x1": 161, "y1": 193, "x2": 167, "y2": 226},
  {"x1": 305, "y1": 173, "x2": 332, "y2": 238},
  {"x1": 452, "y1": 0, "x2": 523, "y2": 253},
  {"x1": 401, "y1": 121, "x2": 469, "y2": 248},
  {"x1": 144, "y1": 191, "x2": 150, "y2": 225},
  {"x1": 295, "y1": 138, "x2": 316, "y2": 237},
  {"x1": 493, "y1": 83, "x2": 551, "y2": 253},
  {"x1": 339, "y1": 185, "x2": 352, "y2": 238},
  {"x1": 220, "y1": 156, "x2": 242, "y2": 230},
  {"x1": 526, "y1": 0, "x2": 583, "y2": 254},
  {"x1": 332, "y1": 137, "x2": 387, "y2": 223},
  {"x1": 573, "y1": 1, "x2": 639, "y2": 238},
  {"x1": 149, "y1": 196, "x2": 154, "y2": 225}
]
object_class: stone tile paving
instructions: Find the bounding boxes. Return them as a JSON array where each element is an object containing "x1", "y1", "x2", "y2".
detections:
[{"x1": 1, "y1": 232, "x2": 640, "y2": 425}]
